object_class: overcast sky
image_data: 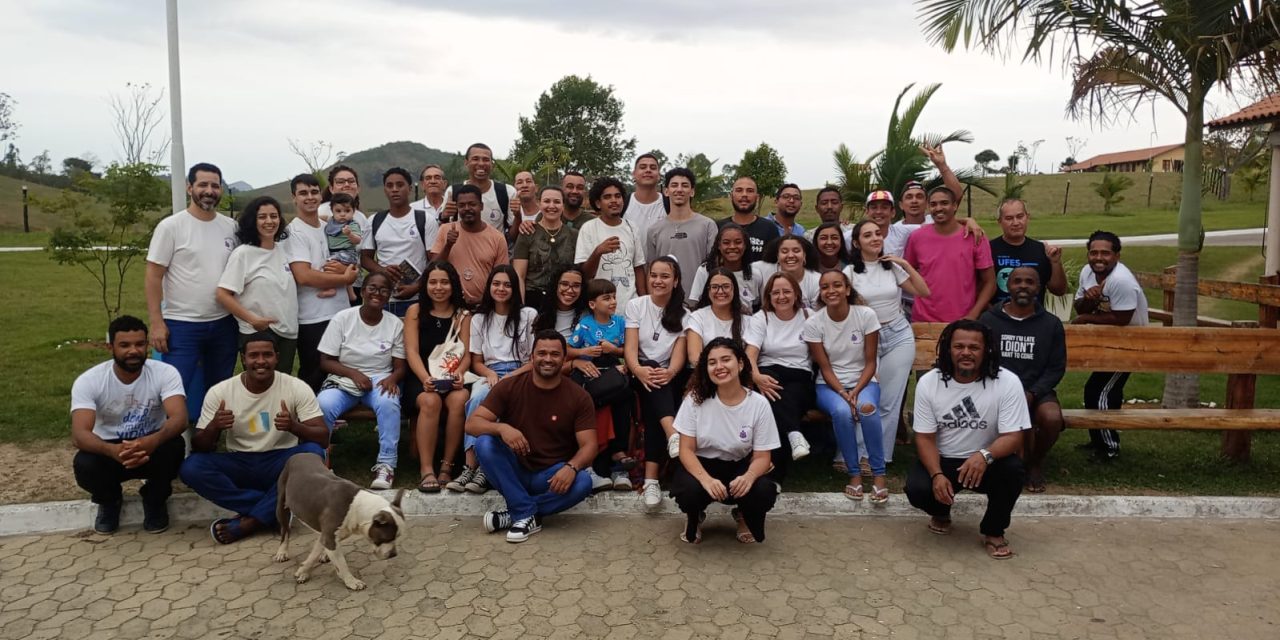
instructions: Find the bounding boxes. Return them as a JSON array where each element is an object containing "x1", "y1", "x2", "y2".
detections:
[{"x1": 2, "y1": 0, "x2": 1235, "y2": 190}]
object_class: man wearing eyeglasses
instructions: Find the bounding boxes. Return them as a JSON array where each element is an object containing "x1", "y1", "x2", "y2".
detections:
[
  {"x1": 409, "y1": 164, "x2": 448, "y2": 252},
  {"x1": 767, "y1": 184, "x2": 805, "y2": 237}
]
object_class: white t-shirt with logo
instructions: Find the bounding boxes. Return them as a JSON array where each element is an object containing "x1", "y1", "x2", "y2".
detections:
[
  {"x1": 623, "y1": 195, "x2": 667, "y2": 247},
  {"x1": 687, "y1": 266, "x2": 757, "y2": 311},
  {"x1": 575, "y1": 217, "x2": 646, "y2": 306},
  {"x1": 317, "y1": 307, "x2": 405, "y2": 377},
  {"x1": 686, "y1": 307, "x2": 738, "y2": 343},
  {"x1": 196, "y1": 372, "x2": 323, "y2": 453},
  {"x1": 71, "y1": 360, "x2": 185, "y2": 441},
  {"x1": 750, "y1": 263, "x2": 822, "y2": 310},
  {"x1": 407, "y1": 199, "x2": 445, "y2": 250},
  {"x1": 745, "y1": 310, "x2": 810, "y2": 371},
  {"x1": 624, "y1": 295, "x2": 687, "y2": 368},
  {"x1": 443, "y1": 182, "x2": 517, "y2": 233},
  {"x1": 673, "y1": 391, "x2": 780, "y2": 461},
  {"x1": 845, "y1": 263, "x2": 909, "y2": 325},
  {"x1": 469, "y1": 307, "x2": 538, "y2": 366},
  {"x1": 1075, "y1": 262, "x2": 1149, "y2": 326},
  {"x1": 361, "y1": 212, "x2": 429, "y2": 298},
  {"x1": 913, "y1": 367, "x2": 1031, "y2": 458},
  {"x1": 146, "y1": 210, "x2": 238, "y2": 322},
  {"x1": 801, "y1": 305, "x2": 882, "y2": 387},
  {"x1": 287, "y1": 217, "x2": 351, "y2": 325},
  {"x1": 218, "y1": 244, "x2": 300, "y2": 338}
]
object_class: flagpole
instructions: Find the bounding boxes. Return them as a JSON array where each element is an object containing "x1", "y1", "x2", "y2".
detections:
[{"x1": 166, "y1": 0, "x2": 186, "y2": 213}]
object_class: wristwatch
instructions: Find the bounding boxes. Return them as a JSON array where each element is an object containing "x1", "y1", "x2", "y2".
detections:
[{"x1": 979, "y1": 448, "x2": 994, "y2": 464}]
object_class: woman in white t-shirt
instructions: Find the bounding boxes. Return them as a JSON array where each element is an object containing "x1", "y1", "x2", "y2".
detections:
[
  {"x1": 532, "y1": 265, "x2": 588, "y2": 342},
  {"x1": 670, "y1": 337, "x2": 780, "y2": 544},
  {"x1": 845, "y1": 219, "x2": 930, "y2": 465},
  {"x1": 624, "y1": 256, "x2": 690, "y2": 508},
  {"x1": 687, "y1": 223, "x2": 757, "y2": 312},
  {"x1": 804, "y1": 270, "x2": 888, "y2": 503},
  {"x1": 316, "y1": 272, "x2": 407, "y2": 490},
  {"x1": 216, "y1": 196, "x2": 300, "y2": 372},
  {"x1": 685, "y1": 268, "x2": 748, "y2": 367},
  {"x1": 750, "y1": 235, "x2": 822, "y2": 309},
  {"x1": 456, "y1": 265, "x2": 538, "y2": 494},
  {"x1": 745, "y1": 272, "x2": 816, "y2": 478}
]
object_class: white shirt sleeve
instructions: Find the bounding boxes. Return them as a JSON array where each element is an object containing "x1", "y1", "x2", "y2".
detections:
[
  {"x1": 997, "y1": 373, "x2": 1033, "y2": 433},
  {"x1": 217, "y1": 248, "x2": 248, "y2": 294},
  {"x1": 624, "y1": 298, "x2": 643, "y2": 329},
  {"x1": 390, "y1": 318, "x2": 406, "y2": 360},
  {"x1": 912, "y1": 371, "x2": 939, "y2": 434},
  {"x1": 158, "y1": 364, "x2": 186, "y2": 401},
  {"x1": 744, "y1": 313, "x2": 765, "y2": 349},
  {"x1": 317, "y1": 312, "x2": 345, "y2": 357},
  {"x1": 751, "y1": 396, "x2": 781, "y2": 451},
  {"x1": 800, "y1": 313, "x2": 823, "y2": 344},
  {"x1": 672, "y1": 395, "x2": 698, "y2": 438},
  {"x1": 573, "y1": 223, "x2": 595, "y2": 264},
  {"x1": 630, "y1": 221, "x2": 646, "y2": 266},
  {"x1": 146, "y1": 217, "x2": 176, "y2": 267},
  {"x1": 69, "y1": 371, "x2": 98, "y2": 413},
  {"x1": 469, "y1": 313, "x2": 485, "y2": 355},
  {"x1": 1105, "y1": 275, "x2": 1141, "y2": 312},
  {"x1": 195, "y1": 382, "x2": 226, "y2": 431},
  {"x1": 687, "y1": 267, "x2": 708, "y2": 307}
]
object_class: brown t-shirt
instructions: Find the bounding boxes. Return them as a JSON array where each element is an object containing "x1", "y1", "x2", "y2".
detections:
[
  {"x1": 481, "y1": 371, "x2": 595, "y2": 470},
  {"x1": 430, "y1": 222, "x2": 509, "y2": 304}
]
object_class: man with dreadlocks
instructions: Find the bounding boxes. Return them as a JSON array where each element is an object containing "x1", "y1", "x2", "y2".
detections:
[{"x1": 905, "y1": 319, "x2": 1030, "y2": 560}]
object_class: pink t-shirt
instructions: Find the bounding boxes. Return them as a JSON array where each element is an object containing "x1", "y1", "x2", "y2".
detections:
[{"x1": 903, "y1": 224, "x2": 993, "y2": 322}]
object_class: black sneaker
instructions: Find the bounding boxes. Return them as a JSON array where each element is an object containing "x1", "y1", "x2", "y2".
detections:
[
  {"x1": 483, "y1": 509, "x2": 512, "y2": 533},
  {"x1": 506, "y1": 515, "x2": 541, "y2": 543},
  {"x1": 142, "y1": 499, "x2": 170, "y2": 534},
  {"x1": 95, "y1": 501, "x2": 122, "y2": 534}
]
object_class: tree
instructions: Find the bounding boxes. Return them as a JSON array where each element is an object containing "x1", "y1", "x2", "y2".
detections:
[
  {"x1": 734, "y1": 143, "x2": 788, "y2": 199},
  {"x1": 1236, "y1": 162, "x2": 1269, "y2": 201},
  {"x1": 832, "y1": 143, "x2": 873, "y2": 210},
  {"x1": 673, "y1": 152, "x2": 727, "y2": 213},
  {"x1": 1093, "y1": 170, "x2": 1134, "y2": 213},
  {"x1": 0, "y1": 93, "x2": 17, "y2": 144},
  {"x1": 40, "y1": 163, "x2": 169, "y2": 324},
  {"x1": 1, "y1": 143, "x2": 18, "y2": 170},
  {"x1": 871, "y1": 84, "x2": 990, "y2": 197},
  {"x1": 26, "y1": 150, "x2": 51, "y2": 175},
  {"x1": 510, "y1": 75, "x2": 637, "y2": 179},
  {"x1": 287, "y1": 138, "x2": 335, "y2": 183},
  {"x1": 1066, "y1": 136, "x2": 1089, "y2": 166},
  {"x1": 109, "y1": 83, "x2": 169, "y2": 165},
  {"x1": 62, "y1": 156, "x2": 95, "y2": 176},
  {"x1": 1060, "y1": 156, "x2": 1077, "y2": 171},
  {"x1": 975, "y1": 149, "x2": 1000, "y2": 175},
  {"x1": 919, "y1": 0, "x2": 1280, "y2": 415},
  {"x1": 996, "y1": 172, "x2": 1032, "y2": 200}
]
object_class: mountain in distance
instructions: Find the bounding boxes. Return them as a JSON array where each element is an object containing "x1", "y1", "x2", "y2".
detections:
[
  {"x1": 227, "y1": 180, "x2": 254, "y2": 192},
  {"x1": 238, "y1": 141, "x2": 463, "y2": 212}
]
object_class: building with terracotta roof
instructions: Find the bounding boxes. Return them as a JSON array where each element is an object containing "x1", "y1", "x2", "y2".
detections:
[{"x1": 1065, "y1": 143, "x2": 1185, "y2": 173}]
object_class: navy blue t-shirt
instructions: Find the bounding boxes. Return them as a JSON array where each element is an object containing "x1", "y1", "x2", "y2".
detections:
[{"x1": 990, "y1": 236, "x2": 1053, "y2": 304}]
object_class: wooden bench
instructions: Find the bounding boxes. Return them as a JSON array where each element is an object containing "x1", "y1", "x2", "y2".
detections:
[{"x1": 911, "y1": 323, "x2": 1280, "y2": 461}]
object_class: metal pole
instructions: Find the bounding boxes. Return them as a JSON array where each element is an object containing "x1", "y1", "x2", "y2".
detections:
[
  {"x1": 166, "y1": 0, "x2": 187, "y2": 214},
  {"x1": 1265, "y1": 130, "x2": 1280, "y2": 277},
  {"x1": 1062, "y1": 180, "x2": 1070, "y2": 216},
  {"x1": 22, "y1": 185, "x2": 29, "y2": 232},
  {"x1": 1147, "y1": 174, "x2": 1154, "y2": 208}
]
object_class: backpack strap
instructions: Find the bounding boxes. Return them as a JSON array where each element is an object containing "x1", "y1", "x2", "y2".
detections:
[
  {"x1": 370, "y1": 210, "x2": 390, "y2": 250},
  {"x1": 412, "y1": 209, "x2": 427, "y2": 243},
  {"x1": 662, "y1": 194, "x2": 671, "y2": 214},
  {"x1": 493, "y1": 182, "x2": 510, "y2": 231}
]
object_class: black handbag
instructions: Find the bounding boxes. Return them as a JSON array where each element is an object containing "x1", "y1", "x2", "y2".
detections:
[{"x1": 571, "y1": 356, "x2": 631, "y2": 407}]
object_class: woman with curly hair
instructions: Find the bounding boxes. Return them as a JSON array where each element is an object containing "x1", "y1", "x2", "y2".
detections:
[{"x1": 216, "y1": 196, "x2": 298, "y2": 372}]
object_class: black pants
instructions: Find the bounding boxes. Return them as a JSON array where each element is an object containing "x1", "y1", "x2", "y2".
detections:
[
  {"x1": 671, "y1": 456, "x2": 778, "y2": 542},
  {"x1": 593, "y1": 395, "x2": 635, "y2": 475},
  {"x1": 297, "y1": 321, "x2": 330, "y2": 393},
  {"x1": 1084, "y1": 371, "x2": 1129, "y2": 454},
  {"x1": 634, "y1": 366, "x2": 690, "y2": 463},
  {"x1": 72, "y1": 436, "x2": 186, "y2": 505},
  {"x1": 905, "y1": 455, "x2": 1025, "y2": 537},
  {"x1": 758, "y1": 365, "x2": 815, "y2": 482}
]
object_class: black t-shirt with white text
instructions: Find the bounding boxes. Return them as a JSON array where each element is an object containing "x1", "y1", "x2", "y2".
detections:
[{"x1": 990, "y1": 236, "x2": 1053, "y2": 304}]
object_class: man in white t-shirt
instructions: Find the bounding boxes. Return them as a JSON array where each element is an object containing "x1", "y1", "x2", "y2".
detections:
[
  {"x1": 145, "y1": 162, "x2": 239, "y2": 419},
  {"x1": 181, "y1": 333, "x2": 329, "y2": 545},
  {"x1": 622, "y1": 153, "x2": 667, "y2": 244},
  {"x1": 361, "y1": 167, "x2": 430, "y2": 317},
  {"x1": 71, "y1": 316, "x2": 188, "y2": 534},
  {"x1": 1073, "y1": 230, "x2": 1148, "y2": 461},
  {"x1": 906, "y1": 320, "x2": 1030, "y2": 560},
  {"x1": 288, "y1": 174, "x2": 359, "y2": 392},
  {"x1": 442, "y1": 143, "x2": 519, "y2": 243},
  {"x1": 577, "y1": 176, "x2": 646, "y2": 305}
]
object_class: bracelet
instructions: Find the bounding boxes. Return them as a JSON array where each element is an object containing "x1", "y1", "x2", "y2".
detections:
[
  {"x1": 930, "y1": 472, "x2": 944, "y2": 480},
  {"x1": 565, "y1": 462, "x2": 580, "y2": 473}
]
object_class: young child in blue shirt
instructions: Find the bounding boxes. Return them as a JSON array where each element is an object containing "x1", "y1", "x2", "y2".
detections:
[{"x1": 568, "y1": 279, "x2": 635, "y2": 490}]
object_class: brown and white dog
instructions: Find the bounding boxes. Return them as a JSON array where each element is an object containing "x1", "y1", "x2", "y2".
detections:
[{"x1": 272, "y1": 453, "x2": 406, "y2": 590}]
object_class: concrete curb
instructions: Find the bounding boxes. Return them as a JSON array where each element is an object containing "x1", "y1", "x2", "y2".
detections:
[{"x1": 3, "y1": 490, "x2": 1278, "y2": 538}]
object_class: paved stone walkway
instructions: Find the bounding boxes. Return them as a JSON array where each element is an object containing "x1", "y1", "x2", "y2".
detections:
[{"x1": 1, "y1": 515, "x2": 1277, "y2": 639}]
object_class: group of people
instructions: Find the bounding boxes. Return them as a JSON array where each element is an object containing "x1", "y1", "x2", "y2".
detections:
[{"x1": 69, "y1": 143, "x2": 1150, "y2": 556}]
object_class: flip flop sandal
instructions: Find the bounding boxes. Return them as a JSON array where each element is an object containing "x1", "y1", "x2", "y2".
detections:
[
  {"x1": 210, "y1": 517, "x2": 251, "y2": 545},
  {"x1": 869, "y1": 486, "x2": 890, "y2": 505},
  {"x1": 418, "y1": 473, "x2": 442, "y2": 493},
  {"x1": 613, "y1": 455, "x2": 638, "y2": 471},
  {"x1": 679, "y1": 530, "x2": 702, "y2": 544},
  {"x1": 1026, "y1": 473, "x2": 1047, "y2": 493},
  {"x1": 843, "y1": 484, "x2": 864, "y2": 501},
  {"x1": 728, "y1": 508, "x2": 757, "y2": 543},
  {"x1": 928, "y1": 518, "x2": 952, "y2": 535},
  {"x1": 983, "y1": 538, "x2": 1016, "y2": 560}
]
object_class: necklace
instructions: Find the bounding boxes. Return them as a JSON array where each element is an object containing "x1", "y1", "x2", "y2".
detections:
[{"x1": 543, "y1": 223, "x2": 564, "y2": 244}]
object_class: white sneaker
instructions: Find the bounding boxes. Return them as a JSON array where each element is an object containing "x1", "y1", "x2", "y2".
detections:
[
  {"x1": 788, "y1": 432, "x2": 811, "y2": 460},
  {"x1": 611, "y1": 471, "x2": 632, "y2": 491},
  {"x1": 642, "y1": 481, "x2": 662, "y2": 508},
  {"x1": 370, "y1": 464, "x2": 394, "y2": 490},
  {"x1": 667, "y1": 433, "x2": 680, "y2": 459},
  {"x1": 506, "y1": 516, "x2": 541, "y2": 543},
  {"x1": 587, "y1": 468, "x2": 611, "y2": 493}
]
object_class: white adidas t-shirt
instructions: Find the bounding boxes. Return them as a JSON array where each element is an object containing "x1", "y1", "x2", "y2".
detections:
[
  {"x1": 745, "y1": 310, "x2": 810, "y2": 371},
  {"x1": 146, "y1": 210, "x2": 238, "y2": 322},
  {"x1": 443, "y1": 182, "x2": 517, "y2": 233},
  {"x1": 624, "y1": 296, "x2": 687, "y2": 368},
  {"x1": 623, "y1": 195, "x2": 667, "y2": 247},
  {"x1": 913, "y1": 367, "x2": 1031, "y2": 458},
  {"x1": 574, "y1": 217, "x2": 646, "y2": 306},
  {"x1": 317, "y1": 307, "x2": 405, "y2": 376},
  {"x1": 218, "y1": 244, "x2": 299, "y2": 338},
  {"x1": 287, "y1": 217, "x2": 352, "y2": 325},
  {"x1": 469, "y1": 307, "x2": 538, "y2": 366},
  {"x1": 801, "y1": 305, "x2": 882, "y2": 387},
  {"x1": 673, "y1": 391, "x2": 780, "y2": 461},
  {"x1": 71, "y1": 360, "x2": 185, "y2": 441}
]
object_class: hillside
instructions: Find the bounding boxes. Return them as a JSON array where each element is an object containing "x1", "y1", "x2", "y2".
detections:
[{"x1": 239, "y1": 141, "x2": 462, "y2": 212}]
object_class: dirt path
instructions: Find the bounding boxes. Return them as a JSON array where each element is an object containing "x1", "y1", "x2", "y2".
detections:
[{"x1": 0, "y1": 441, "x2": 194, "y2": 504}]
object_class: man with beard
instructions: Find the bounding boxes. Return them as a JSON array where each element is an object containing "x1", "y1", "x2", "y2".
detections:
[
  {"x1": 623, "y1": 153, "x2": 666, "y2": 243},
  {"x1": 145, "y1": 162, "x2": 239, "y2": 418},
  {"x1": 431, "y1": 184, "x2": 510, "y2": 305},
  {"x1": 806, "y1": 186, "x2": 849, "y2": 243},
  {"x1": 767, "y1": 183, "x2": 805, "y2": 237},
  {"x1": 181, "y1": 332, "x2": 329, "y2": 545},
  {"x1": 71, "y1": 316, "x2": 188, "y2": 534},
  {"x1": 906, "y1": 320, "x2": 1030, "y2": 560},
  {"x1": 903, "y1": 186, "x2": 996, "y2": 322},
  {"x1": 443, "y1": 143, "x2": 518, "y2": 237},
  {"x1": 467, "y1": 330, "x2": 597, "y2": 543},
  {"x1": 1072, "y1": 230, "x2": 1148, "y2": 461},
  {"x1": 980, "y1": 267, "x2": 1066, "y2": 493},
  {"x1": 361, "y1": 168, "x2": 430, "y2": 317},
  {"x1": 717, "y1": 176, "x2": 779, "y2": 262},
  {"x1": 560, "y1": 171, "x2": 597, "y2": 229}
]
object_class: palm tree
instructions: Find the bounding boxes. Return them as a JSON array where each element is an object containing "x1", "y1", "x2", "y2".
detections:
[
  {"x1": 832, "y1": 143, "x2": 872, "y2": 212},
  {"x1": 917, "y1": 0, "x2": 1280, "y2": 408}
]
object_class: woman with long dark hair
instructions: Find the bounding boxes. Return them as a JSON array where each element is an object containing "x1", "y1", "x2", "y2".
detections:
[
  {"x1": 685, "y1": 267, "x2": 747, "y2": 367},
  {"x1": 404, "y1": 261, "x2": 471, "y2": 492},
  {"x1": 744, "y1": 272, "x2": 816, "y2": 481},
  {"x1": 533, "y1": 265, "x2": 588, "y2": 339},
  {"x1": 687, "y1": 223, "x2": 756, "y2": 311},
  {"x1": 216, "y1": 196, "x2": 298, "y2": 372},
  {"x1": 624, "y1": 256, "x2": 689, "y2": 509},
  {"x1": 812, "y1": 221, "x2": 850, "y2": 271},
  {"x1": 670, "y1": 337, "x2": 780, "y2": 544}
]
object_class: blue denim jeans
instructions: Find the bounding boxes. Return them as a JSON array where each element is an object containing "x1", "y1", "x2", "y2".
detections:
[
  {"x1": 161, "y1": 316, "x2": 238, "y2": 421},
  {"x1": 463, "y1": 361, "x2": 521, "y2": 451},
  {"x1": 474, "y1": 435, "x2": 592, "y2": 522},
  {"x1": 179, "y1": 441, "x2": 326, "y2": 527},
  {"x1": 318, "y1": 372, "x2": 403, "y2": 468},
  {"x1": 385, "y1": 298, "x2": 416, "y2": 318},
  {"x1": 816, "y1": 382, "x2": 885, "y2": 476},
  {"x1": 874, "y1": 316, "x2": 915, "y2": 463}
]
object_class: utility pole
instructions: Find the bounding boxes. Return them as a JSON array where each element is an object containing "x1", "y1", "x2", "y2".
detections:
[
  {"x1": 166, "y1": 0, "x2": 187, "y2": 214},
  {"x1": 22, "y1": 185, "x2": 29, "y2": 232}
]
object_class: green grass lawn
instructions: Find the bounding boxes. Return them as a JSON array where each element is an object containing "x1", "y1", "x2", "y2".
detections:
[{"x1": 5, "y1": 240, "x2": 1276, "y2": 496}]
